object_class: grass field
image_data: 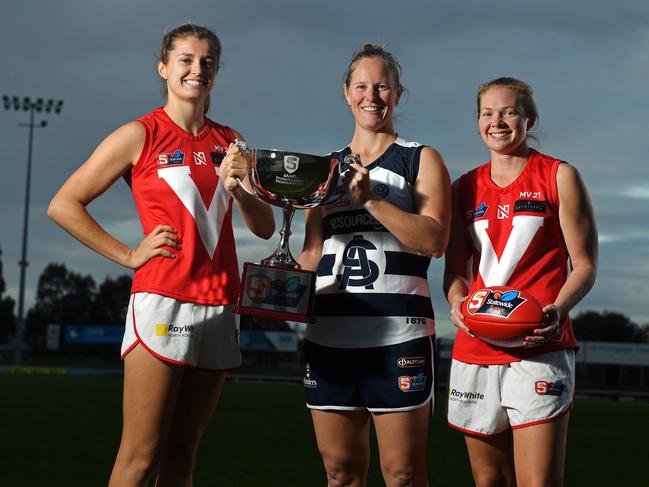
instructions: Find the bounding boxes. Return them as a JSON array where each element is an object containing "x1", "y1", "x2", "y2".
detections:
[{"x1": 1, "y1": 374, "x2": 647, "y2": 486}]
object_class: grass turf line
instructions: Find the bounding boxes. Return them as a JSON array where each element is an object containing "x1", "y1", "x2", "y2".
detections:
[{"x1": 1, "y1": 375, "x2": 646, "y2": 486}]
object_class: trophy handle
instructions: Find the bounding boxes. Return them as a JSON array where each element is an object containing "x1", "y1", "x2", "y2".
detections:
[
  {"x1": 235, "y1": 178, "x2": 254, "y2": 195},
  {"x1": 341, "y1": 153, "x2": 359, "y2": 173},
  {"x1": 231, "y1": 139, "x2": 258, "y2": 197}
]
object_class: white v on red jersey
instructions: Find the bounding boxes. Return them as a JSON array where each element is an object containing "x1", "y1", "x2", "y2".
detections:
[
  {"x1": 126, "y1": 108, "x2": 239, "y2": 305},
  {"x1": 453, "y1": 149, "x2": 578, "y2": 364}
]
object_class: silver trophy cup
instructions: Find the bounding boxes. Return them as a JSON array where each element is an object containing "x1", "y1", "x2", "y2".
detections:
[{"x1": 234, "y1": 143, "x2": 351, "y2": 323}]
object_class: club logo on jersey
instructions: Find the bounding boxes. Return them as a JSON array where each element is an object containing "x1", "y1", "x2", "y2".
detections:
[
  {"x1": 467, "y1": 202, "x2": 488, "y2": 220},
  {"x1": 398, "y1": 373, "x2": 427, "y2": 392},
  {"x1": 193, "y1": 151, "x2": 207, "y2": 165},
  {"x1": 303, "y1": 362, "x2": 318, "y2": 388},
  {"x1": 211, "y1": 145, "x2": 228, "y2": 164},
  {"x1": 157, "y1": 149, "x2": 185, "y2": 166},
  {"x1": 466, "y1": 289, "x2": 526, "y2": 319},
  {"x1": 497, "y1": 204, "x2": 510, "y2": 219},
  {"x1": 373, "y1": 183, "x2": 390, "y2": 199},
  {"x1": 514, "y1": 199, "x2": 547, "y2": 214},
  {"x1": 337, "y1": 235, "x2": 380, "y2": 290},
  {"x1": 284, "y1": 155, "x2": 299, "y2": 174},
  {"x1": 535, "y1": 380, "x2": 565, "y2": 396},
  {"x1": 397, "y1": 356, "x2": 426, "y2": 368}
]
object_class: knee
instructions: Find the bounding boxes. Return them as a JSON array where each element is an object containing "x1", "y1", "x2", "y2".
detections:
[
  {"x1": 322, "y1": 459, "x2": 364, "y2": 487},
  {"x1": 472, "y1": 468, "x2": 515, "y2": 487},
  {"x1": 159, "y1": 439, "x2": 200, "y2": 477},
  {"x1": 324, "y1": 467, "x2": 356, "y2": 487},
  {"x1": 113, "y1": 442, "x2": 160, "y2": 482},
  {"x1": 381, "y1": 462, "x2": 416, "y2": 487}
]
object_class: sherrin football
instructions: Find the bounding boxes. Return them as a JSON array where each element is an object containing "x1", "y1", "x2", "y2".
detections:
[{"x1": 462, "y1": 287, "x2": 545, "y2": 348}]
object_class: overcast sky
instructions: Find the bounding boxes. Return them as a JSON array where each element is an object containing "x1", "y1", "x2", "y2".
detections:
[{"x1": 1, "y1": 0, "x2": 648, "y2": 337}]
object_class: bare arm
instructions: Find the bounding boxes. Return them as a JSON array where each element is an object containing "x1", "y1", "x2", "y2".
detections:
[
  {"x1": 347, "y1": 147, "x2": 452, "y2": 257},
  {"x1": 297, "y1": 208, "x2": 324, "y2": 272},
  {"x1": 219, "y1": 131, "x2": 275, "y2": 239},
  {"x1": 527, "y1": 162, "x2": 598, "y2": 345},
  {"x1": 554, "y1": 163, "x2": 598, "y2": 316},
  {"x1": 48, "y1": 122, "x2": 180, "y2": 269},
  {"x1": 443, "y1": 180, "x2": 474, "y2": 335}
]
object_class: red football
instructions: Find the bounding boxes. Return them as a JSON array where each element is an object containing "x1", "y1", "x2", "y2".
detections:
[{"x1": 461, "y1": 286, "x2": 545, "y2": 347}]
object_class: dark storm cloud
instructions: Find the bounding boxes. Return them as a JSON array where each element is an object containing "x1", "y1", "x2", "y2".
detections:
[{"x1": 1, "y1": 0, "x2": 648, "y2": 336}]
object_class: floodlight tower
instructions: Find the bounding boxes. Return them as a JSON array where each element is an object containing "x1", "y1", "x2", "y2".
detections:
[{"x1": 2, "y1": 95, "x2": 64, "y2": 365}]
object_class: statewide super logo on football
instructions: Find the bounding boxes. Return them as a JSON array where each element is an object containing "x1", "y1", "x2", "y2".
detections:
[{"x1": 466, "y1": 289, "x2": 526, "y2": 319}]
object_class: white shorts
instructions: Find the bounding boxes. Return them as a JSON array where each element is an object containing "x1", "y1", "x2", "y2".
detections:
[
  {"x1": 447, "y1": 349, "x2": 575, "y2": 436},
  {"x1": 121, "y1": 292, "x2": 241, "y2": 370}
]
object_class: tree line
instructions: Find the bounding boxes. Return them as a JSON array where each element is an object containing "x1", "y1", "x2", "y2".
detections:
[
  {"x1": 0, "y1": 255, "x2": 131, "y2": 351},
  {"x1": 0, "y1": 247, "x2": 647, "y2": 351}
]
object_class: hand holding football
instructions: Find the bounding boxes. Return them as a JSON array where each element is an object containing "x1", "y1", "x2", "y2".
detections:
[{"x1": 461, "y1": 287, "x2": 545, "y2": 348}]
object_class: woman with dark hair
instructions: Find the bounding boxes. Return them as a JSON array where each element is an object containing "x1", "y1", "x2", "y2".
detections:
[{"x1": 48, "y1": 23, "x2": 274, "y2": 486}]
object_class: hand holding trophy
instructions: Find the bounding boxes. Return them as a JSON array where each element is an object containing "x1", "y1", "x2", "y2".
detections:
[{"x1": 233, "y1": 141, "x2": 350, "y2": 323}]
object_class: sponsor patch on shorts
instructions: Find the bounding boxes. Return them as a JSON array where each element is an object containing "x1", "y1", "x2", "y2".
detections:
[
  {"x1": 397, "y1": 356, "x2": 426, "y2": 368},
  {"x1": 303, "y1": 362, "x2": 318, "y2": 389},
  {"x1": 535, "y1": 380, "x2": 565, "y2": 396},
  {"x1": 155, "y1": 322, "x2": 195, "y2": 337},
  {"x1": 448, "y1": 388, "x2": 486, "y2": 404},
  {"x1": 398, "y1": 373, "x2": 427, "y2": 392}
]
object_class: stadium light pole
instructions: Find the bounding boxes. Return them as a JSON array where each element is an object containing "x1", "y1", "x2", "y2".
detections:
[{"x1": 2, "y1": 95, "x2": 64, "y2": 365}]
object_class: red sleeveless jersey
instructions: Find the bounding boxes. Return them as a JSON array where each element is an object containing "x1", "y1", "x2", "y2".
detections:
[
  {"x1": 452, "y1": 149, "x2": 578, "y2": 364},
  {"x1": 127, "y1": 108, "x2": 239, "y2": 305}
]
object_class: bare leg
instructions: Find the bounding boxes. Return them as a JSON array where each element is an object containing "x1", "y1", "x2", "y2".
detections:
[
  {"x1": 311, "y1": 409, "x2": 371, "y2": 487},
  {"x1": 373, "y1": 402, "x2": 431, "y2": 487},
  {"x1": 155, "y1": 367, "x2": 226, "y2": 487},
  {"x1": 464, "y1": 430, "x2": 516, "y2": 487},
  {"x1": 108, "y1": 345, "x2": 183, "y2": 487},
  {"x1": 512, "y1": 413, "x2": 570, "y2": 487}
]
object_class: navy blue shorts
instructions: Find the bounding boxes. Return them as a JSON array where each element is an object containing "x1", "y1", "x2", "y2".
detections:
[{"x1": 303, "y1": 336, "x2": 436, "y2": 412}]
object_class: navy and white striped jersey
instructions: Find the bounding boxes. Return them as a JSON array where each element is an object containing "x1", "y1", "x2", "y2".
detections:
[{"x1": 305, "y1": 138, "x2": 436, "y2": 348}]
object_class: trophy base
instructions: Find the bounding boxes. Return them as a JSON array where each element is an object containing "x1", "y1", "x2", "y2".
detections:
[{"x1": 235, "y1": 262, "x2": 316, "y2": 324}]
